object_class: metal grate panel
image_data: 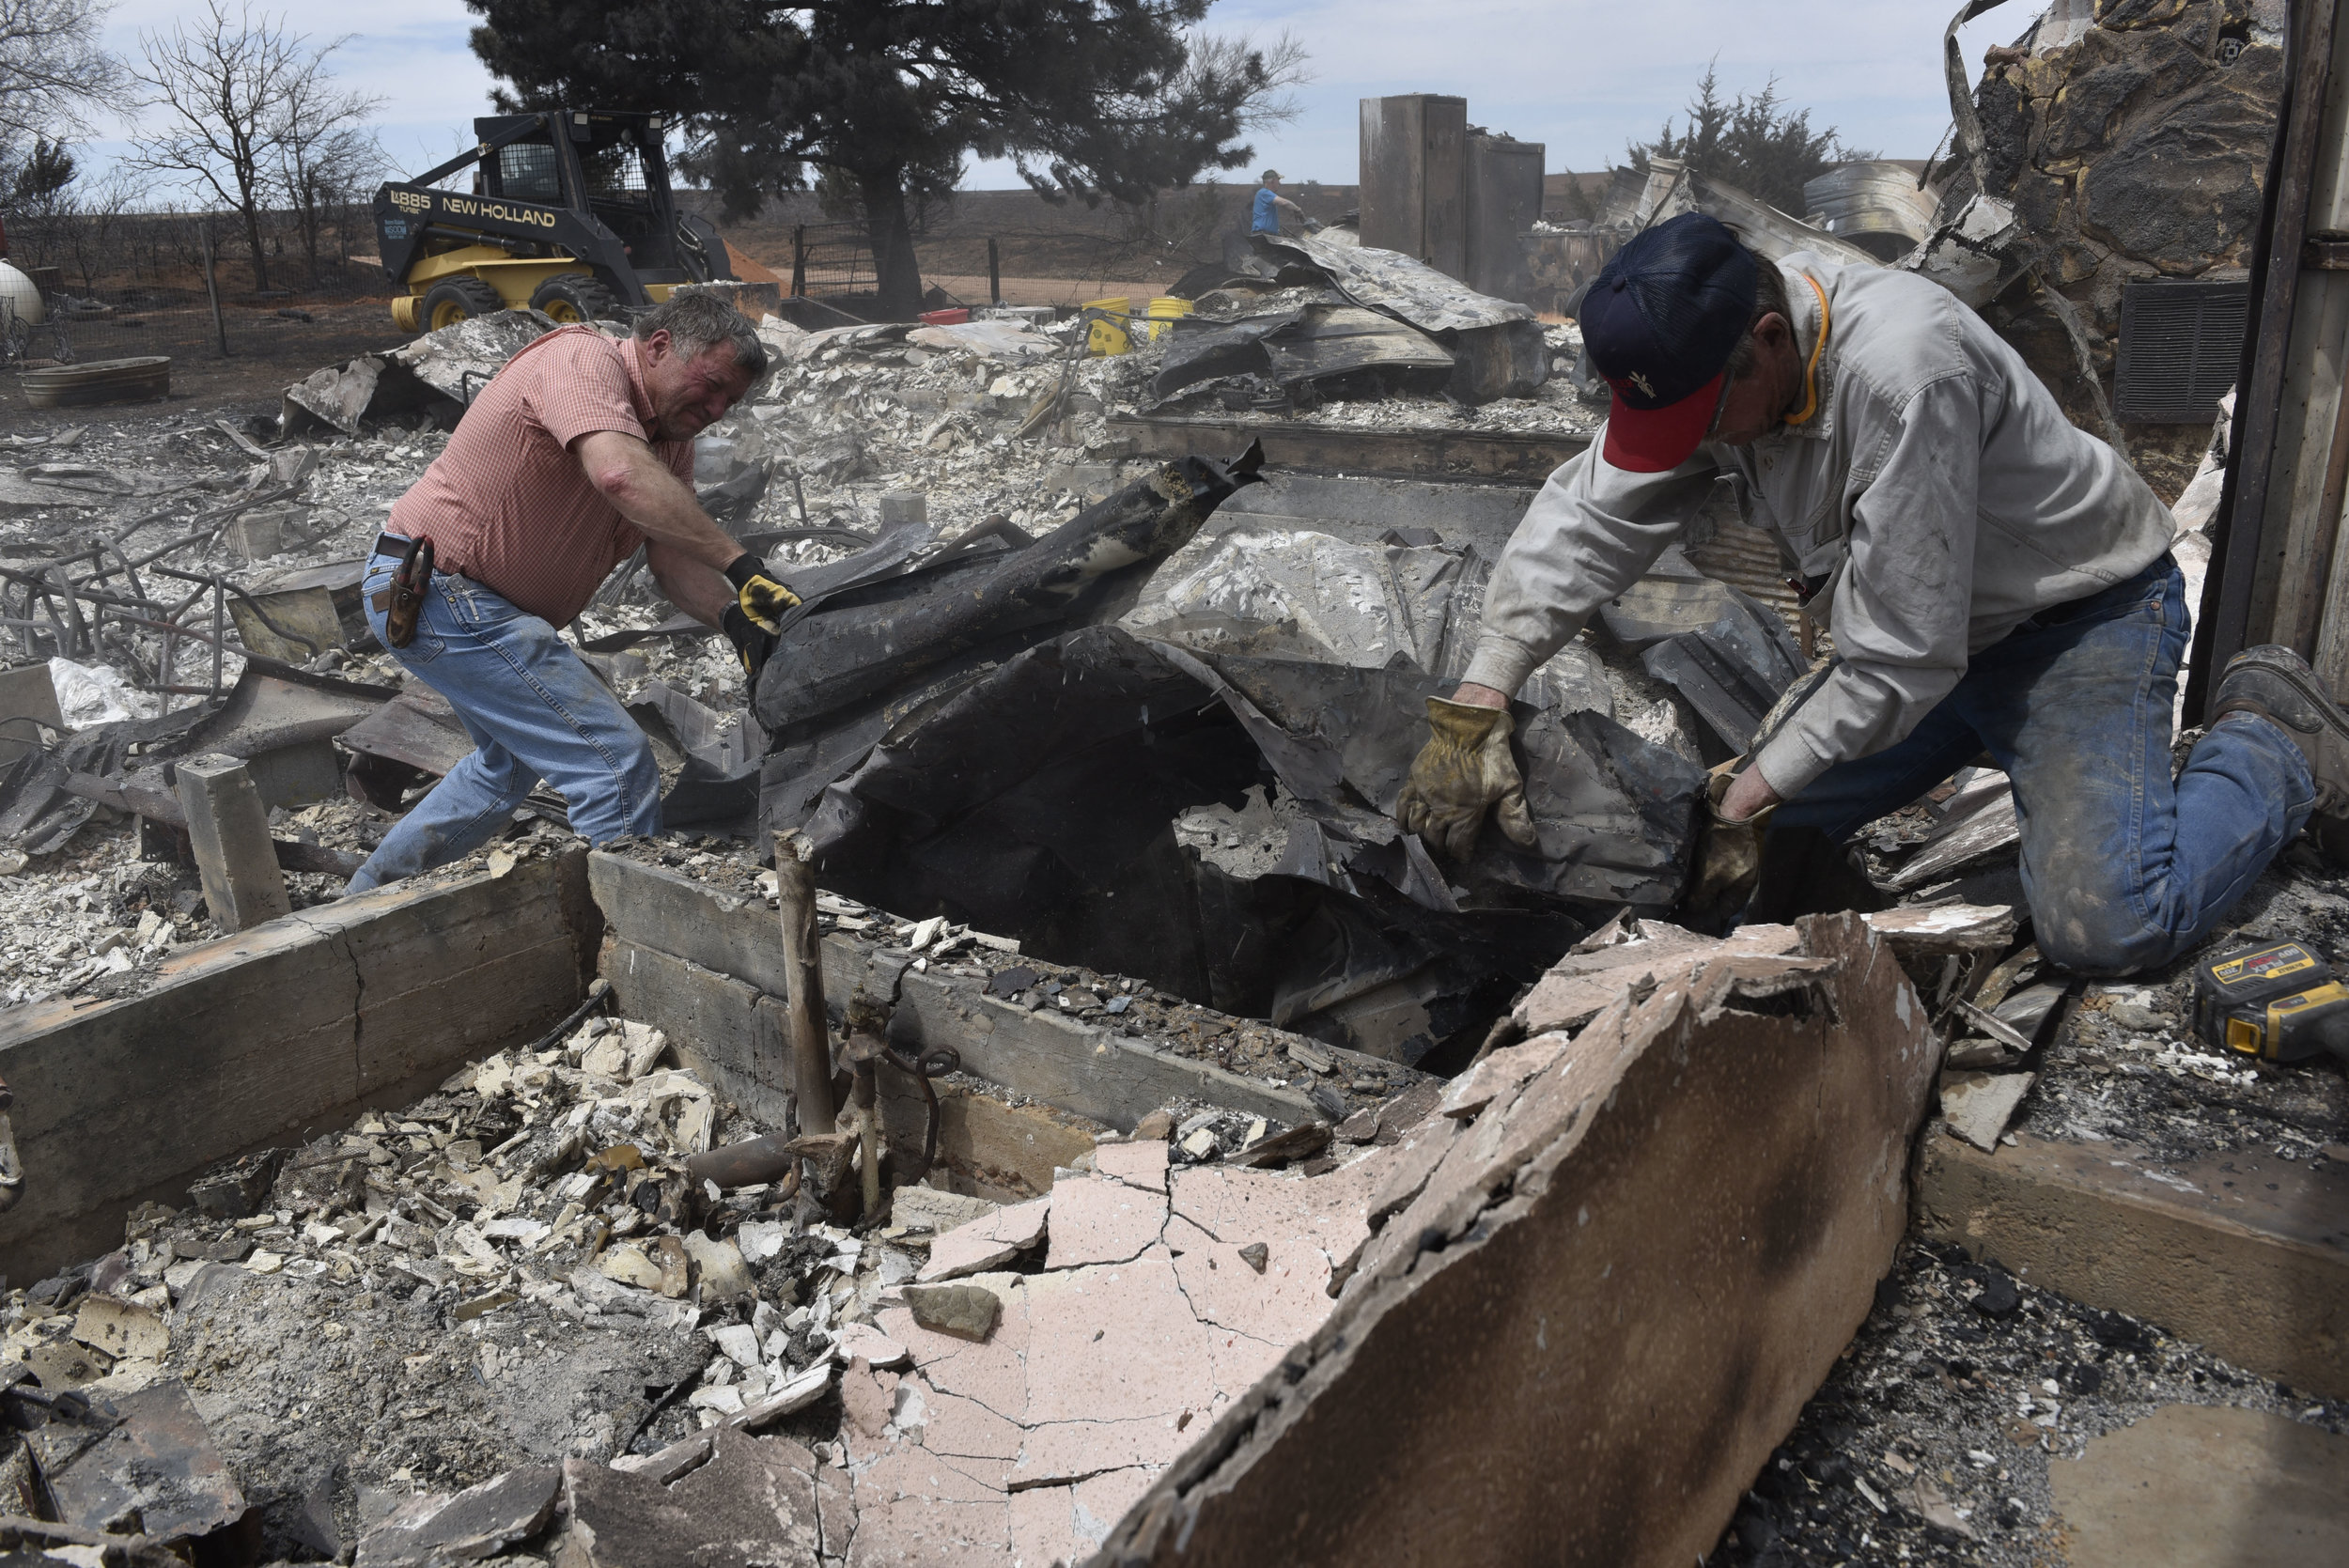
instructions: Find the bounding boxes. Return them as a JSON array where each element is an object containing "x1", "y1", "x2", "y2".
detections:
[{"x1": 2116, "y1": 279, "x2": 2248, "y2": 423}]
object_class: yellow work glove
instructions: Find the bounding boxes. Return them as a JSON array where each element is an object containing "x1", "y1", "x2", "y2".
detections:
[
  {"x1": 1395, "y1": 696, "x2": 1539, "y2": 861},
  {"x1": 721, "y1": 605, "x2": 775, "y2": 684},
  {"x1": 1684, "y1": 762, "x2": 1776, "y2": 929},
  {"x1": 723, "y1": 553, "x2": 801, "y2": 634}
]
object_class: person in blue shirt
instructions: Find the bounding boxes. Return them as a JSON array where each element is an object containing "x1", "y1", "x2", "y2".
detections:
[{"x1": 1251, "y1": 170, "x2": 1312, "y2": 235}]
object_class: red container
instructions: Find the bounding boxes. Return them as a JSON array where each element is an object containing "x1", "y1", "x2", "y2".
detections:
[{"x1": 918, "y1": 308, "x2": 970, "y2": 326}]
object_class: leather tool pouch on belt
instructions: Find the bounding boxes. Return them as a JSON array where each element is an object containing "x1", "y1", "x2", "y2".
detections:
[{"x1": 370, "y1": 536, "x2": 433, "y2": 649}]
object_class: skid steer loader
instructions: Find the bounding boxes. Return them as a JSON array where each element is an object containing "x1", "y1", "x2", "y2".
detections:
[{"x1": 374, "y1": 109, "x2": 735, "y2": 333}]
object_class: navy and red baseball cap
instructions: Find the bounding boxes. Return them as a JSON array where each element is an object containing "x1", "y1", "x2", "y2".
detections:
[{"x1": 1579, "y1": 212, "x2": 1759, "y2": 473}]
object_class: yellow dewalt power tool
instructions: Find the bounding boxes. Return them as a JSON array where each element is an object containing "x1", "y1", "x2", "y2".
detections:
[{"x1": 2191, "y1": 940, "x2": 2349, "y2": 1064}]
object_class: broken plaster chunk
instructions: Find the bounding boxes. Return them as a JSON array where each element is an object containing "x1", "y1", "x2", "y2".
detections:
[
  {"x1": 831, "y1": 1322, "x2": 911, "y2": 1370},
  {"x1": 918, "y1": 1195, "x2": 1049, "y2": 1282},
  {"x1": 620, "y1": 1022, "x2": 671, "y2": 1079},
  {"x1": 579, "y1": 1033, "x2": 629, "y2": 1079},
  {"x1": 1939, "y1": 1070, "x2": 2037, "y2": 1153},
  {"x1": 902, "y1": 1282, "x2": 1003, "y2": 1341},
  {"x1": 1180, "y1": 1126, "x2": 1219, "y2": 1159},
  {"x1": 681, "y1": 1233, "x2": 753, "y2": 1305},
  {"x1": 736, "y1": 1219, "x2": 788, "y2": 1265},
  {"x1": 71, "y1": 1296, "x2": 167, "y2": 1363},
  {"x1": 707, "y1": 1323, "x2": 761, "y2": 1368},
  {"x1": 1133, "y1": 1109, "x2": 1175, "y2": 1141},
  {"x1": 597, "y1": 1244, "x2": 664, "y2": 1292},
  {"x1": 652, "y1": 1235, "x2": 691, "y2": 1299},
  {"x1": 734, "y1": 1362, "x2": 834, "y2": 1429}
]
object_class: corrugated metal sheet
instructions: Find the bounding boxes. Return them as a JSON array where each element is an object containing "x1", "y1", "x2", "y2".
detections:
[
  {"x1": 1687, "y1": 521, "x2": 1798, "y2": 625},
  {"x1": 1801, "y1": 163, "x2": 1940, "y2": 263}
]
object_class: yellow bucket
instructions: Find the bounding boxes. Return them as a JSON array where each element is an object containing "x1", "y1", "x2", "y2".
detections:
[
  {"x1": 1144, "y1": 295, "x2": 1194, "y2": 341},
  {"x1": 1084, "y1": 296, "x2": 1132, "y2": 356}
]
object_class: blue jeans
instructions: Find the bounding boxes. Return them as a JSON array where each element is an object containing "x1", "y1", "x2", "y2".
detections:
[
  {"x1": 346, "y1": 544, "x2": 661, "y2": 893},
  {"x1": 1773, "y1": 557, "x2": 2313, "y2": 974}
]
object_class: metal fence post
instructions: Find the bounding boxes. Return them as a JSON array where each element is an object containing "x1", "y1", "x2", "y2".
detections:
[{"x1": 198, "y1": 219, "x2": 230, "y2": 358}]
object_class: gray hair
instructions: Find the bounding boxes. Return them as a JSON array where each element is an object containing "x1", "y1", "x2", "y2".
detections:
[
  {"x1": 1724, "y1": 245, "x2": 1792, "y2": 382},
  {"x1": 635, "y1": 290, "x2": 768, "y2": 381}
]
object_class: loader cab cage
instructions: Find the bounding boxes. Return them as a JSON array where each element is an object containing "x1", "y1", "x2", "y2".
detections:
[
  {"x1": 374, "y1": 107, "x2": 734, "y2": 326},
  {"x1": 470, "y1": 112, "x2": 692, "y2": 276}
]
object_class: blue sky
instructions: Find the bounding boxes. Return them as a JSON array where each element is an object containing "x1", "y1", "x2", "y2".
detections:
[{"x1": 72, "y1": 0, "x2": 2033, "y2": 196}]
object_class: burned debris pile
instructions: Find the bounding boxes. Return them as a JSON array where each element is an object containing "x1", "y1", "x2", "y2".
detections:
[{"x1": 0, "y1": 964, "x2": 1427, "y2": 1565}]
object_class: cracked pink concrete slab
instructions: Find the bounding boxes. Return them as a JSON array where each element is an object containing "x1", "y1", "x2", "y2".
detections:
[
  {"x1": 1010, "y1": 1414, "x2": 1195, "y2": 1488},
  {"x1": 842, "y1": 1488, "x2": 1012, "y2": 1568},
  {"x1": 1042, "y1": 1172, "x2": 1167, "y2": 1268},
  {"x1": 1024, "y1": 1249, "x2": 1217, "y2": 1423},
  {"x1": 1071, "y1": 1468, "x2": 1150, "y2": 1555},
  {"x1": 1093, "y1": 1137, "x2": 1170, "y2": 1191},
  {"x1": 1169, "y1": 1233, "x2": 1334, "y2": 1346},
  {"x1": 835, "y1": 1147, "x2": 1412, "y2": 1564},
  {"x1": 1008, "y1": 1482, "x2": 1089, "y2": 1568},
  {"x1": 907, "y1": 1380, "x2": 1024, "y2": 1463},
  {"x1": 919, "y1": 1196, "x2": 1050, "y2": 1281},
  {"x1": 1169, "y1": 1162, "x2": 1383, "y2": 1272}
]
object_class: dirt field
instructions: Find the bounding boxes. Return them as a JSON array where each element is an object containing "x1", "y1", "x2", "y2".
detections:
[
  {"x1": 1, "y1": 282, "x2": 416, "y2": 427},
  {"x1": 3, "y1": 185, "x2": 1361, "y2": 421}
]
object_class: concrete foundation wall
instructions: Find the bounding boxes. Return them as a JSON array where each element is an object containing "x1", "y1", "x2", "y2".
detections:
[
  {"x1": 0, "y1": 851, "x2": 599, "y2": 1286},
  {"x1": 1097, "y1": 914, "x2": 1938, "y2": 1567},
  {"x1": 585, "y1": 852, "x2": 1330, "y2": 1138}
]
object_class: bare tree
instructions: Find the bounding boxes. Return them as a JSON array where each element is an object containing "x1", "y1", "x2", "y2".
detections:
[
  {"x1": 0, "y1": 0, "x2": 119, "y2": 147},
  {"x1": 271, "y1": 58, "x2": 381, "y2": 284},
  {"x1": 56, "y1": 167, "x2": 147, "y2": 291},
  {"x1": 124, "y1": 1, "x2": 370, "y2": 292}
]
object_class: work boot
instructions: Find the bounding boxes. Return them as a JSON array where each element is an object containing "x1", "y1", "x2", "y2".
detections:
[{"x1": 2209, "y1": 644, "x2": 2349, "y2": 816}]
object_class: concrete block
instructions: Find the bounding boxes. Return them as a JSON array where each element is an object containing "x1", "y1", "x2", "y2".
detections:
[
  {"x1": 174, "y1": 753, "x2": 288, "y2": 931},
  {"x1": 228, "y1": 503, "x2": 310, "y2": 564},
  {"x1": 2049, "y1": 1404, "x2": 2349, "y2": 1565},
  {"x1": 1914, "y1": 1126, "x2": 2349, "y2": 1401},
  {"x1": 877, "y1": 491, "x2": 926, "y2": 528},
  {"x1": 1097, "y1": 912, "x2": 1941, "y2": 1568},
  {"x1": 242, "y1": 737, "x2": 343, "y2": 808}
]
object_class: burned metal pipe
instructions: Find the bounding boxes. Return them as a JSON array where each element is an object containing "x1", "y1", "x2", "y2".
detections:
[
  {"x1": 883, "y1": 1039, "x2": 959, "y2": 1186},
  {"x1": 684, "y1": 1132, "x2": 795, "y2": 1190}
]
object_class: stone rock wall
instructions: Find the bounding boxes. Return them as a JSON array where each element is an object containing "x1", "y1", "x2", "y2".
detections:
[{"x1": 1971, "y1": 0, "x2": 2282, "y2": 501}]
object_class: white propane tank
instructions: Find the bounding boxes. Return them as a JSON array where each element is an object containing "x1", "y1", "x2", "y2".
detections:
[{"x1": 0, "y1": 259, "x2": 44, "y2": 326}]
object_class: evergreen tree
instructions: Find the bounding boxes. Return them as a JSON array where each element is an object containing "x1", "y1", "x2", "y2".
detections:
[
  {"x1": 466, "y1": 0, "x2": 1292, "y2": 319},
  {"x1": 1627, "y1": 63, "x2": 1868, "y2": 216}
]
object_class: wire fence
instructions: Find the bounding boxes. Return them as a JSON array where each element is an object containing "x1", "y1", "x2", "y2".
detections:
[{"x1": 786, "y1": 222, "x2": 877, "y2": 299}]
